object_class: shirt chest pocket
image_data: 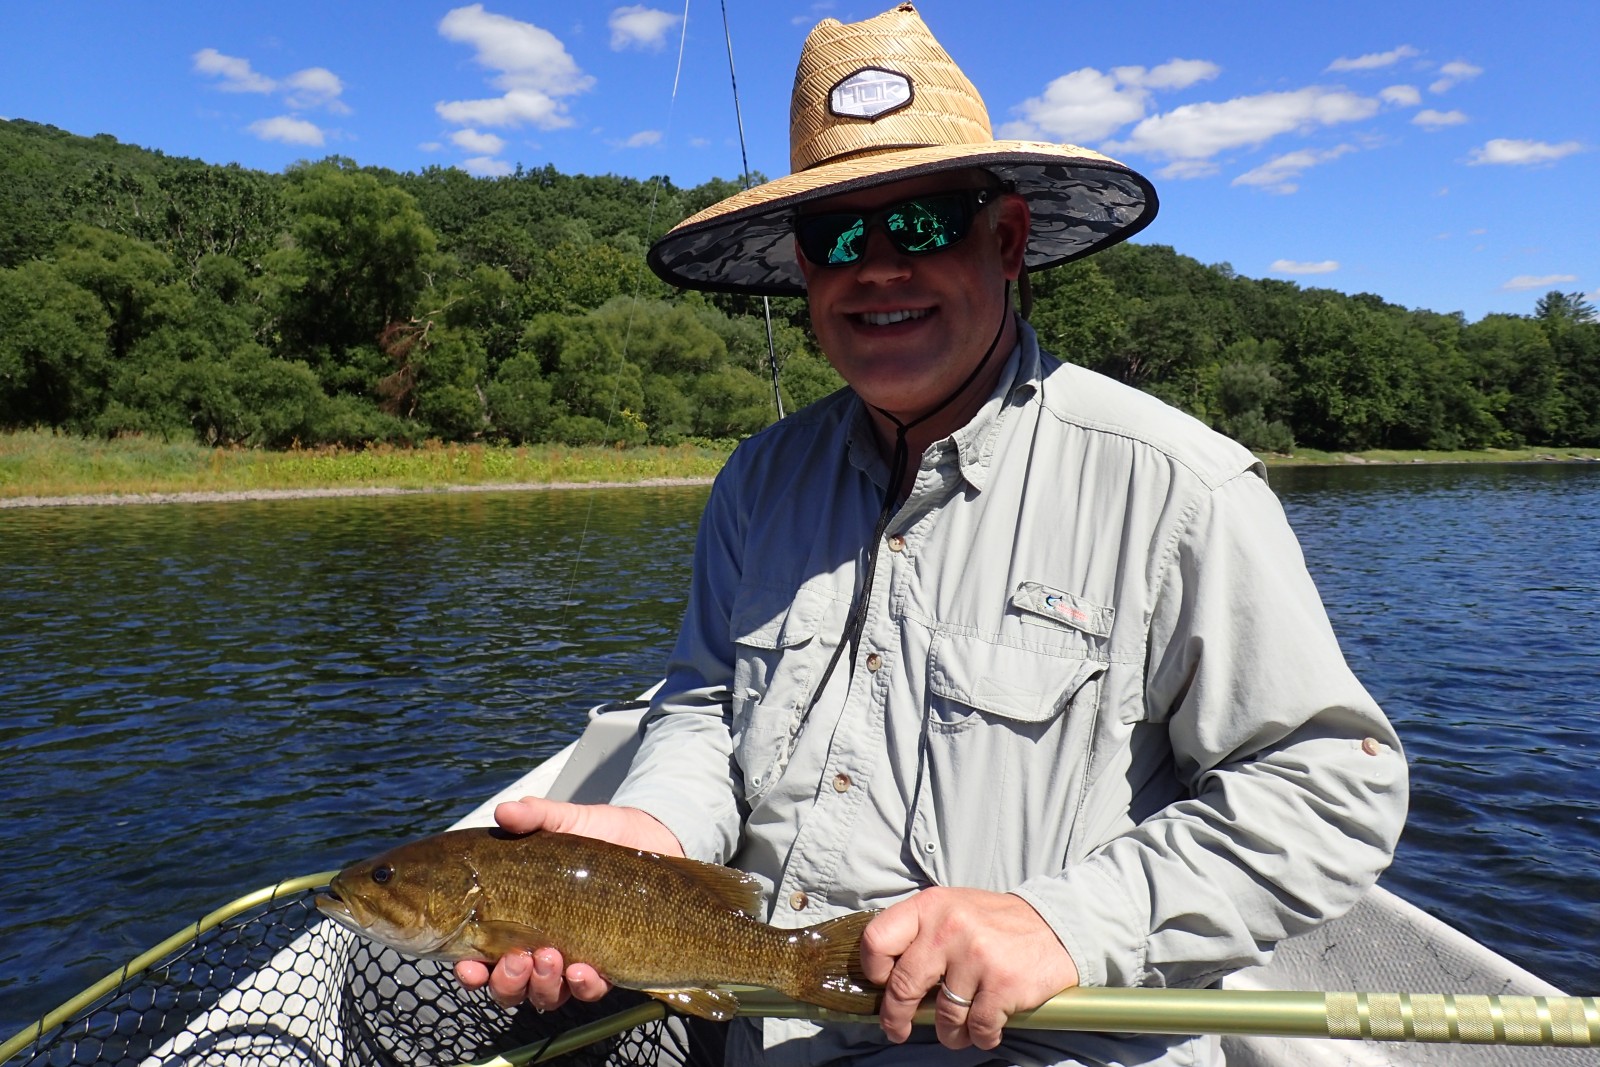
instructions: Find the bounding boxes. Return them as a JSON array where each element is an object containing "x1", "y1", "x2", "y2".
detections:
[
  {"x1": 910, "y1": 633, "x2": 1106, "y2": 890},
  {"x1": 728, "y1": 580, "x2": 841, "y2": 805}
]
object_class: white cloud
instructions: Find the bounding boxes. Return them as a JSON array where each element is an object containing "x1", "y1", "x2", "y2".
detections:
[
  {"x1": 436, "y1": 4, "x2": 594, "y2": 130},
  {"x1": 1116, "y1": 59, "x2": 1221, "y2": 91},
  {"x1": 1004, "y1": 69, "x2": 1149, "y2": 143},
  {"x1": 419, "y1": 141, "x2": 444, "y2": 152},
  {"x1": 1272, "y1": 259, "x2": 1340, "y2": 275},
  {"x1": 790, "y1": 2, "x2": 835, "y2": 26},
  {"x1": 1380, "y1": 85, "x2": 1421, "y2": 107},
  {"x1": 1326, "y1": 45, "x2": 1419, "y2": 73},
  {"x1": 1413, "y1": 108, "x2": 1467, "y2": 129},
  {"x1": 1429, "y1": 60, "x2": 1483, "y2": 94},
  {"x1": 1105, "y1": 87, "x2": 1379, "y2": 161},
  {"x1": 1002, "y1": 59, "x2": 1218, "y2": 144},
  {"x1": 437, "y1": 90, "x2": 569, "y2": 128},
  {"x1": 461, "y1": 156, "x2": 514, "y2": 177},
  {"x1": 283, "y1": 67, "x2": 347, "y2": 113},
  {"x1": 193, "y1": 49, "x2": 276, "y2": 93},
  {"x1": 247, "y1": 115, "x2": 324, "y2": 146},
  {"x1": 608, "y1": 5, "x2": 681, "y2": 51},
  {"x1": 620, "y1": 129, "x2": 663, "y2": 148},
  {"x1": 1158, "y1": 159, "x2": 1221, "y2": 180},
  {"x1": 1467, "y1": 138, "x2": 1582, "y2": 166},
  {"x1": 1233, "y1": 144, "x2": 1356, "y2": 194},
  {"x1": 1502, "y1": 274, "x2": 1578, "y2": 292},
  {"x1": 450, "y1": 128, "x2": 506, "y2": 154}
]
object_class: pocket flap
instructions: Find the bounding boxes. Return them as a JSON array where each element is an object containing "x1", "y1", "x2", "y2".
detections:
[
  {"x1": 730, "y1": 581, "x2": 837, "y2": 650},
  {"x1": 929, "y1": 633, "x2": 1103, "y2": 723},
  {"x1": 1009, "y1": 581, "x2": 1114, "y2": 638}
]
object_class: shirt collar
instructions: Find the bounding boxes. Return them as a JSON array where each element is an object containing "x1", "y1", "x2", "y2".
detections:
[{"x1": 842, "y1": 317, "x2": 1044, "y2": 495}]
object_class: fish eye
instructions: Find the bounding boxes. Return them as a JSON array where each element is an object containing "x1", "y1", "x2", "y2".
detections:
[{"x1": 372, "y1": 865, "x2": 394, "y2": 885}]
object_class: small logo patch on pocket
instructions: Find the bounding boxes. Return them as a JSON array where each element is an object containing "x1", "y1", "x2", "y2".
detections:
[{"x1": 1010, "y1": 581, "x2": 1114, "y2": 637}]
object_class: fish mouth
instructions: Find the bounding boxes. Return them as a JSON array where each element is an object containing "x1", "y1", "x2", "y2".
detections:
[{"x1": 314, "y1": 886, "x2": 360, "y2": 928}]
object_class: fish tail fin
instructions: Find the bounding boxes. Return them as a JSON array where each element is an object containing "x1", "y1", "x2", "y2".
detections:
[{"x1": 788, "y1": 910, "x2": 881, "y2": 1016}]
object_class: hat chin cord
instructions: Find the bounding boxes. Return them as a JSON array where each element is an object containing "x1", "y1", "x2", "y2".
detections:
[{"x1": 788, "y1": 280, "x2": 1013, "y2": 744}]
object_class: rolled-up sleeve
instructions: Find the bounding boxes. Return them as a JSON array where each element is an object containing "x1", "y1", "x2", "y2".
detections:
[
  {"x1": 609, "y1": 465, "x2": 747, "y2": 864},
  {"x1": 1013, "y1": 469, "x2": 1409, "y2": 989}
]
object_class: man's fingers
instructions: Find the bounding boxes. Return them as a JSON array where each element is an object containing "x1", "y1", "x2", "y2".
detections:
[
  {"x1": 527, "y1": 948, "x2": 571, "y2": 1011},
  {"x1": 487, "y1": 951, "x2": 534, "y2": 1009},
  {"x1": 564, "y1": 962, "x2": 611, "y2": 1002},
  {"x1": 493, "y1": 797, "x2": 568, "y2": 834},
  {"x1": 454, "y1": 959, "x2": 489, "y2": 990},
  {"x1": 932, "y1": 976, "x2": 978, "y2": 1050},
  {"x1": 858, "y1": 904, "x2": 919, "y2": 984}
]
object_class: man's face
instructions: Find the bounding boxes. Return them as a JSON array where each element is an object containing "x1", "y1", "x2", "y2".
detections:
[{"x1": 796, "y1": 171, "x2": 1030, "y2": 423}]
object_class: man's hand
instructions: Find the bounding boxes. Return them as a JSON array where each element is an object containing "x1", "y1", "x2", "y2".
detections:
[
  {"x1": 859, "y1": 887, "x2": 1080, "y2": 1051},
  {"x1": 452, "y1": 797, "x2": 684, "y2": 1011}
]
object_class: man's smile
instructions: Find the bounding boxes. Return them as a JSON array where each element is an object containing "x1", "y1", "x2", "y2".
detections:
[{"x1": 853, "y1": 308, "x2": 934, "y2": 328}]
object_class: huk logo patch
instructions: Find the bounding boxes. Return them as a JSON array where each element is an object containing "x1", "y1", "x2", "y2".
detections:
[{"x1": 829, "y1": 67, "x2": 913, "y2": 120}]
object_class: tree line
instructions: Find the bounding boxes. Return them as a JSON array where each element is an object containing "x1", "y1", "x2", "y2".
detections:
[{"x1": 2, "y1": 118, "x2": 1597, "y2": 453}]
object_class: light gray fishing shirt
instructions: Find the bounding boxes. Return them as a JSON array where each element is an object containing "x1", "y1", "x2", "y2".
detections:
[{"x1": 612, "y1": 321, "x2": 1408, "y2": 1067}]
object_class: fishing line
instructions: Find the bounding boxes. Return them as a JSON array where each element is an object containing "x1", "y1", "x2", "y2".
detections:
[
  {"x1": 719, "y1": 0, "x2": 785, "y2": 419},
  {"x1": 558, "y1": 0, "x2": 694, "y2": 632}
]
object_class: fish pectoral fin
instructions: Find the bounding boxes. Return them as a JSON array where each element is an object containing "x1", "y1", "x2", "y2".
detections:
[
  {"x1": 641, "y1": 986, "x2": 741, "y2": 1022},
  {"x1": 469, "y1": 919, "x2": 554, "y2": 958}
]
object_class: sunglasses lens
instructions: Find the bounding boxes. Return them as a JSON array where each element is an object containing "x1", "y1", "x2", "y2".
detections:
[
  {"x1": 795, "y1": 191, "x2": 985, "y2": 266},
  {"x1": 884, "y1": 194, "x2": 969, "y2": 254},
  {"x1": 797, "y1": 214, "x2": 869, "y2": 265}
]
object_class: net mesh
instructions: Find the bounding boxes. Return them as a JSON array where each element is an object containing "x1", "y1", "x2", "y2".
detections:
[{"x1": 6, "y1": 888, "x2": 667, "y2": 1067}]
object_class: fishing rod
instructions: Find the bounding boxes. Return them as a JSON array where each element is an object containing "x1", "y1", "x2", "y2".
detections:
[
  {"x1": 467, "y1": 984, "x2": 1600, "y2": 1066},
  {"x1": 6, "y1": 866, "x2": 1595, "y2": 1067}
]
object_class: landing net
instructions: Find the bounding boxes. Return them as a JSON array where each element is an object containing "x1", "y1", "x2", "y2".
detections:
[{"x1": 1, "y1": 877, "x2": 666, "y2": 1067}]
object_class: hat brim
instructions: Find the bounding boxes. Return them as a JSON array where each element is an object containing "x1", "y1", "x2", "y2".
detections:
[{"x1": 647, "y1": 141, "x2": 1159, "y2": 297}]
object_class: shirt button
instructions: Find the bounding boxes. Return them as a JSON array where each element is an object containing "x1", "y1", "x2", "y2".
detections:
[
  {"x1": 789, "y1": 891, "x2": 809, "y2": 911},
  {"x1": 833, "y1": 772, "x2": 851, "y2": 792},
  {"x1": 887, "y1": 535, "x2": 906, "y2": 552},
  {"x1": 865, "y1": 653, "x2": 883, "y2": 672}
]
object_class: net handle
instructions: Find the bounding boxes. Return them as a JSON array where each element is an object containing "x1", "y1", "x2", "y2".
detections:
[{"x1": 466, "y1": 985, "x2": 1600, "y2": 1065}]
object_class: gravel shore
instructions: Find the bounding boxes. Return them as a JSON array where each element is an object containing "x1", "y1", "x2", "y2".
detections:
[{"x1": 0, "y1": 477, "x2": 717, "y2": 509}]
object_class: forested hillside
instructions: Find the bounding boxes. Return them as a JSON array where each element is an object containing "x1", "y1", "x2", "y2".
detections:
[{"x1": 2, "y1": 118, "x2": 1596, "y2": 453}]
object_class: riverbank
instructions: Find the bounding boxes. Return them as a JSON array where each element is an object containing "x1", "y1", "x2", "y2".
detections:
[
  {"x1": 3, "y1": 431, "x2": 1599, "y2": 507},
  {"x1": 0, "y1": 432, "x2": 731, "y2": 507}
]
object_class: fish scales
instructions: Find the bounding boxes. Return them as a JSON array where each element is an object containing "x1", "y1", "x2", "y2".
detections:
[{"x1": 315, "y1": 827, "x2": 880, "y2": 1021}]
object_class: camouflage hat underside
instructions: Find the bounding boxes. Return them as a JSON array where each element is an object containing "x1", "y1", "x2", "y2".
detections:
[{"x1": 647, "y1": 154, "x2": 1159, "y2": 297}]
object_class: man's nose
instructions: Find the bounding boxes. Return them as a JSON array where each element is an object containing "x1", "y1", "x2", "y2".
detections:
[{"x1": 852, "y1": 225, "x2": 914, "y2": 282}]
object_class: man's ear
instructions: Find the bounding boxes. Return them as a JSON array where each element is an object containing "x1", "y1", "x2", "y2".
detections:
[{"x1": 996, "y1": 195, "x2": 1031, "y2": 281}]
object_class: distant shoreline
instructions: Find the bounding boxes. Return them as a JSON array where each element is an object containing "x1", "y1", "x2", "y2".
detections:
[
  {"x1": 7, "y1": 448, "x2": 1600, "y2": 509},
  {"x1": 0, "y1": 477, "x2": 718, "y2": 510}
]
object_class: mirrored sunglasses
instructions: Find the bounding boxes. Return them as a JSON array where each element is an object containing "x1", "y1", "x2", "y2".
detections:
[{"x1": 793, "y1": 187, "x2": 999, "y2": 267}]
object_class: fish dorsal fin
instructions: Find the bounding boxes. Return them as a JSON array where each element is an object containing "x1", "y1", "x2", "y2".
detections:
[
  {"x1": 652, "y1": 854, "x2": 764, "y2": 916},
  {"x1": 641, "y1": 986, "x2": 741, "y2": 1022}
]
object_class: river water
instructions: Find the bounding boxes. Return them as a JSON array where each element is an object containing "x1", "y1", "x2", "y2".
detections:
[{"x1": 1, "y1": 465, "x2": 1596, "y2": 1038}]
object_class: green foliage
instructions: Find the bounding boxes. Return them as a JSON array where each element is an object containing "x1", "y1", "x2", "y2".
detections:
[
  {"x1": 3, "y1": 118, "x2": 1600, "y2": 457},
  {"x1": 0, "y1": 260, "x2": 112, "y2": 429},
  {"x1": 267, "y1": 163, "x2": 439, "y2": 372}
]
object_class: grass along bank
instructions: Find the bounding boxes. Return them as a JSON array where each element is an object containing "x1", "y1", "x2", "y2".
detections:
[
  {"x1": 0, "y1": 431, "x2": 732, "y2": 503},
  {"x1": 1256, "y1": 445, "x2": 1600, "y2": 466},
  {"x1": 3, "y1": 432, "x2": 1599, "y2": 505}
]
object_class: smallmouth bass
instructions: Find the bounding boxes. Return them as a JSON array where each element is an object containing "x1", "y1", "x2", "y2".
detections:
[{"x1": 315, "y1": 827, "x2": 880, "y2": 1021}]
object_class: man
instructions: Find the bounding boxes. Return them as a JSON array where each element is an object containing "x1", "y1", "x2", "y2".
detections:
[{"x1": 458, "y1": 6, "x2": 1408, "y2": 1065}]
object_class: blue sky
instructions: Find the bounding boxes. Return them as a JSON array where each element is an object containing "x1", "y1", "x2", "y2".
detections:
[{"x1": 2, "y1": 1, "x2": 1595, "y2": 322}]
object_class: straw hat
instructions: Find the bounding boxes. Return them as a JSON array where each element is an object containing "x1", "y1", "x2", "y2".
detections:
[{"x1": 646, "y1": 3, "x2": 1158, "y2": 296}]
